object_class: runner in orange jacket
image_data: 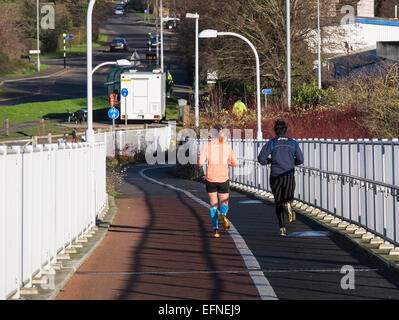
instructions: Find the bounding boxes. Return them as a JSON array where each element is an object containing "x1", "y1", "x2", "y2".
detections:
[{"x1": 198, "y1": 125, "x2": 239, "y2": 238}]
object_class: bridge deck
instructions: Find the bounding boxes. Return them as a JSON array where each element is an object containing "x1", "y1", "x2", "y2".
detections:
[{"x1": 55, "y1": 165, "x2": 399, "y2": 300}]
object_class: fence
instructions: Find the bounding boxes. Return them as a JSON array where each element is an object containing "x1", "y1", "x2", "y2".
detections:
[
  {"x1": 96, "y1": 125, "x2": 173, "y2": 157},
  {"x1": 0, "y1": 141, "x2": 107, "y2": 300},
  {"x1": 192, "y1": 138, "x2": 399, "y2": 245}
]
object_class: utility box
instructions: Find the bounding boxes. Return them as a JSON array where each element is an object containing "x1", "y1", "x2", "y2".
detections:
[{"x1": 119, "y1": 69, "x2": 166, "y2": 121}]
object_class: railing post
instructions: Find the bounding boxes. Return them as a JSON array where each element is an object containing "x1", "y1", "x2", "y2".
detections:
[
  {"x1": 357, "y1": 139, "x2": 362, "y2": 227},
  {"x1": 57, "y1": 143, "x2": 66, "y2": 254},
  {"x1": 11, "y1": 146, "x2": 22, "y2": 299},
  {"x1": 392, "y1": 139, "x2": 399, "y2": 244},
  {"x1": 382, "y1": 139, "x2": 387, "y2": 240},
  {"x1": 22, "y1": 145, "x2": 34, "y2": 288},
  {"x1": 0, "y1": 146, "x2": 7, "y2": 299},
  {"x1": 35, "y1": 144, "x2": 44, "y2": 278}
]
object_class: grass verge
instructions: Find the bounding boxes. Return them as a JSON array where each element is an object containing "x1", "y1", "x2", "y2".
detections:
[
  {"x1": 41, "y1": 36, "x2": 108, "y2": 59},
  {"x1": 132, "y1": 10, "x2": 156, "y2": 20},
  {"x1": 0, "y1": 96, "x2": 108, "y2": 125},
  {"x1": 0, "y1": 96, "x2": 109, "y2": 138},
  {"x1": 2, "y1": 64, "x2": 51, "y2": 78},
  {"x1": 166, "y1": 97, "x2": 179, "y2": 121},
  {"x1": 0, "y1": 122, "x2": 73, "y2": 139}
]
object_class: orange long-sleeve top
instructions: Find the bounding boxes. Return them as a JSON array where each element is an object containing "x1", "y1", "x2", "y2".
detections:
[{"x1": 198, "y1": 139, "x2": 239, "y2": 183}]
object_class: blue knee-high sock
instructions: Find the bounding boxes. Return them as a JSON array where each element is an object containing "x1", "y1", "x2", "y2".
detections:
[
  {"x1": 210, "y1": 207, "x2": 218, "y2": 229},
  {"x1": 219, "y1": 204, "x2": 229, "y2": 216}
]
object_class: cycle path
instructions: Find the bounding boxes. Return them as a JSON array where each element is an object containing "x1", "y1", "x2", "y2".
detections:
[
  {"x1": 55, "y1": 165, "x2": 399, "y2": 300},
  {"x1": 55, "y1": 164, "x2": 263, "y2": 300}
]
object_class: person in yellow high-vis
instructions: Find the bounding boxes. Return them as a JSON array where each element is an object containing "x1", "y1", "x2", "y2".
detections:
[
  {"x1": 232, "y1": 97, "x2": 247, "y2": 117},
  {"x1": 166, "y1": 71, "x2": 174, "y2": 98}
]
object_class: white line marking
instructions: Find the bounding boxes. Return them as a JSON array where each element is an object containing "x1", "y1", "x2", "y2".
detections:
[{"x1": 139, "y1": 166, "x2": 278, "y2": 300}]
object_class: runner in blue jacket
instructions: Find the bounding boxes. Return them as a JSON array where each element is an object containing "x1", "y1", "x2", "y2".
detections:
[{"x1": 258, "y1": 120, "x2": 304, "y2": 236}]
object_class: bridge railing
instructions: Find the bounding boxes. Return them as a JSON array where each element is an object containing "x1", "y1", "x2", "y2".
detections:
[
  {"x1": 96, "y1": 125, "x2": 173, "y2": 157},
  {"x1": 192, "y1": 138, "x2": 399, "y2": 245},
  {"x1": 0, "y1": 141, "x2": 107, "y2": 300}
]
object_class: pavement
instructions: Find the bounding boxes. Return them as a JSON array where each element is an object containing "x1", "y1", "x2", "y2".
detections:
[{"x1": 50, "y1": 164, "x2": 399, "y2": 301}]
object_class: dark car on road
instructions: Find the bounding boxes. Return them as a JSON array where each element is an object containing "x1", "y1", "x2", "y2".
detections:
[
  {"x1": 114, "y1": 6, "x2": 125, "y2": 15},
  {"x1": 110, "y1": 38, "x2": 128, "y2": 52},
  {"x1": 165, "y1": 18, "x2": 180, "y2": 30}
]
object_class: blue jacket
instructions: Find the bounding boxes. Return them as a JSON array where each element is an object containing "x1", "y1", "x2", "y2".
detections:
[{"x1": 258, "y1": 135, "x2": 304, "y2": 177}]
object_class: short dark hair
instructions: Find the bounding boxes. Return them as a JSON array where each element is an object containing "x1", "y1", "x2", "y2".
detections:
[{"x1": 274, "y1": 120, "x2": 287, "y2": 136}]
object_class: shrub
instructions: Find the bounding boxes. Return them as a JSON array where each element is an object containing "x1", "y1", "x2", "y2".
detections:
[
  {"x1": 169, "y1": 163, "x2": 204, "y2": 182},
  {"x1": 292, "y1": 81, "x2": 328, "y2": 107}
]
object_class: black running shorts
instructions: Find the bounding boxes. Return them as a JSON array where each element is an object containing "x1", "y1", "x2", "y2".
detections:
[
  {"x1": 270, "y1": 175, "x2": 296, "y2": 205},
  {"x1": 205, "y1": 180, "x2": 230, "y2": 193}
]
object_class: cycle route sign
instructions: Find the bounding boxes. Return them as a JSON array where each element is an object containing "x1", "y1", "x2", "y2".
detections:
[{"x1": 108, "y1": 107, "x2": 119, "y2": 119}]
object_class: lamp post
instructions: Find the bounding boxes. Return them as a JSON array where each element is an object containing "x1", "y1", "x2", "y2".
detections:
[
  {"x1": 87, "y1": 0, "x2": 96, "y2": 144},
  {"x1": 286, "y1": 0, "x2": 291, "y2": 110},
  {"x1": 36, "y1": 0, "x2": 40, "y2": 72},
  {"x1": 186, "y1": 13, "x2": 200, "y2": 128},
  {"x1": 317, "y1": 0, "x2": 322, "y2": 89},
  {"x1": 199, "y1": 29, "x2": 262, "y2": 140},
  {"x1": 87, "y1": 0, "x2": 131, "y2": 143},
  {"x1": 92, "y1": 59, "x2": 131, "y2": 75},
  {"x1": 160, "y1": 0, "x2": 164, "y2": 72}
]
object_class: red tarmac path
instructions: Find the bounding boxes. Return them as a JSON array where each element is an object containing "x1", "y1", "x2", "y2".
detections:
[{"x1": 55, "y1": 165, "x2": 260, "y2": 300}]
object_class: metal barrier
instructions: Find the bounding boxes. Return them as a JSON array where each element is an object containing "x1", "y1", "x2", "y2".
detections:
[
  {"x1": 192, "y1": 138, "x2": 399, "y2": 246},
  {"x1": 0, "y1": 141, "x2": 107, "y2": 300},
  {"x1": 96, "y1": 125, "x2": 173, "y2": 157}
]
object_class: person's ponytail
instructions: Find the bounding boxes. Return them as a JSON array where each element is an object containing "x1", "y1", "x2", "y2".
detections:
[{"x1": 219, "y1": 133, "x2": 224, "y2": 144}]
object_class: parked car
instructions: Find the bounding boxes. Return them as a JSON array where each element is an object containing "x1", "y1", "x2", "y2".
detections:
[
  {"x1": 110, "y1": 38, "x2": 128, "y2": 52},
  {"x1": 114, "y1": 6, "x2": 124, "y2": 15}
]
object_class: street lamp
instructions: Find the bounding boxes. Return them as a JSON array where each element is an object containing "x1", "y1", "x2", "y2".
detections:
[
  {"x1": 92, "y1": 59, "x2": 131, "y2": 75},
  {"x1": 160, "y1": 0, "x2": 164, "y2": 72},
  {"x1": 286, "y1": 0, "x2": 291, "y2": 110},
  {"x1": 36, "y1": 0, "x2": 40, "y2": 72},
  {"x1": 87, "y1": 0, "x2": 131, "y2": 143},
  {"x1": 199, "y1": 29, "x2": 263, "y2": 140},
  {"x1": 317, "y1": 0, "x2": 322, "y2": 89},
  {"x1": 186, "y1": 12, "x2": 200, "y2": 128},
  {"x1": 87, "y1": 0, "x2": 96, "y2": 144}
]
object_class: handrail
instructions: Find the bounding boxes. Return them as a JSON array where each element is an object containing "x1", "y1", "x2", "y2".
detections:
[{"x1": 235, "y1": 157, "x2": 399, "y2": 196}]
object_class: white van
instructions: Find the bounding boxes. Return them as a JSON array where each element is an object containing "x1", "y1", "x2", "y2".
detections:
[{"x1": 119, "y1": 69, "x2": 166, "y2": 121}]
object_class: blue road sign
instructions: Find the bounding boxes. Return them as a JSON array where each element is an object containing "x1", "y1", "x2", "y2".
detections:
[
  {"x1": 262, "y1": 89, "x2": 272, "y2": 95},
  {"x1": 108, "y1": 107, "x2": 119, "y2": 119},
  {"x1": 66, "y1": 34, "x2": 74, "y2": 40},
  {"x1": 121, "y1": 88, "x2": 128, "y2": 97}
]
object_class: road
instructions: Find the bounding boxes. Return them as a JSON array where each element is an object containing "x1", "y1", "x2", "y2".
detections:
[
  {"x1": 55, "y1": 165, "x2": 399, "y2": 301},
  {"x1": 0, "y1": 11, "x2": 190, "y2": 106}
]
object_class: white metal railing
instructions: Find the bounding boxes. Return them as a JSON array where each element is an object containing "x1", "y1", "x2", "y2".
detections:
[
  {"x1": 96, "y1": 125, "x2": 173, "y2": 157},
  {"x1": 0, "y1": 141, "x2": 107, "y2": 300},
  {"x1": 191, "y1": 138, "x2": 399, "y2": 245}
]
